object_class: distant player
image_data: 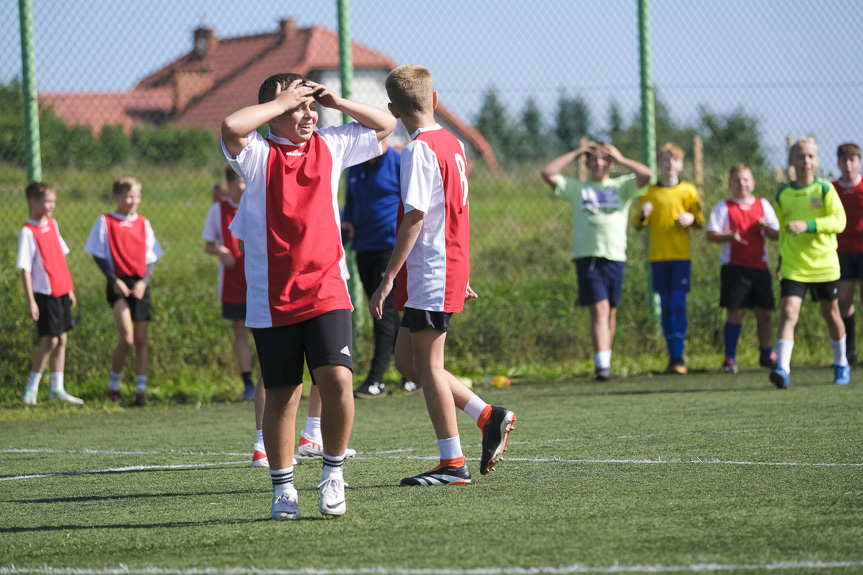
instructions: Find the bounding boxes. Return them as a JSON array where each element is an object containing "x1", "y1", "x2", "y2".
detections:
[{"x1": 833, "y1": 143, "x2": 863, "y2": 364}]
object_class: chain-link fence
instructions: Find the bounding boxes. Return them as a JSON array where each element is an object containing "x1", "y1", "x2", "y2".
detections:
[{"x1": 2, "y1": 1, "x2": 862, "y2": 398}]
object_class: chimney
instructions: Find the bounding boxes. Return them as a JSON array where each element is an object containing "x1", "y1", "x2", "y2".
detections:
[
  {"x1": 278, "y1": 18, "x2": 296, "y2": 40},
  {"x1": 193, "y1": 26, "x2": 217, "y2": 59}
]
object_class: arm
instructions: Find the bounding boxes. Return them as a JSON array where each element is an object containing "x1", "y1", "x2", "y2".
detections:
[
  {"x1": 221, "y1": 79, "x2": 314, "y2": 158},
  {"x1": 368, "y1": 209, "x2": 424, "y2": 320},
  {"x1": 603, "y1": 144, "x2": 653, "y2": 188},
  {"x1": 706, "y1": 229, "x2": 747, "y2": 245},
  {"x1": 810, "y1": 187, "x2": 847, "y2": 235},
  {"x1": 21, "y1": 270, "x2": 39, "y2": 321},
  {"x1": 540, "y1": 144, "x2": 592, "y2": 188},
  {"x1": 205, "y1": 241, "x2": 237, "y2": 269},
  {"x1": 307, "y1": 81, "x2": 396, "y2": 142},
  {"x1": 633, "y1": 196, "x2": 652, "y2": 231},
  {"x1": 93, "y1": 256, "x2": 129, "y2": 297},
  {"x1": 132, "y1": 263, "x2": 156, "y2": 299}
]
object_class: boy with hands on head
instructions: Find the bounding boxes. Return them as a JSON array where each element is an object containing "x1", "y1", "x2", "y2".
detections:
[
  {"x1": 222, "y1": 73, "x2": 394, "y2": 519},
  {"x1": 18, "y1": 182, "x2": 83, "y2": 405},
  {"x1": 369, "y1": 64, "x2": 515, "y2": 487}
]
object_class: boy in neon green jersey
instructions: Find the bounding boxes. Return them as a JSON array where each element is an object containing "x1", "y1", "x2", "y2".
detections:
[{"x1": 771, "y1": 137, "x2": 849, "y2": 388}]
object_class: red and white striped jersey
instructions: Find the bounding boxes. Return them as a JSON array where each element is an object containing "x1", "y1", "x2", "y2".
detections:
[{"x1": 17, "y1": 218, "x2": 74, "y2": 297}]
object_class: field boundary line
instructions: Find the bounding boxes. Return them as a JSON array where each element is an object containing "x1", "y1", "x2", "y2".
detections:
[
  {"x1": 3, "y1": 559, "x2": 863, "y2": 574},
  {"x1": 0, "y1": 460, "x2": 248, "y2": 482}
]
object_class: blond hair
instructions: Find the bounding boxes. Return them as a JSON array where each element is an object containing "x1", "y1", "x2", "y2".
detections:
[
  {"x1": 728, "y1": 163, "x2": 752, "y2": 179},
  {"x1": 788, "y1": 137, "x2": 817, "y2": 164},
  {"x1": 385, "y1": 64, "x2": 434, "y2": 114},
  {"x1": 112, "y1": 176, "x2": 141, "y2": 196},
  {"x1": 658, "y1": 142, "x2": 684, "y2": 162}
]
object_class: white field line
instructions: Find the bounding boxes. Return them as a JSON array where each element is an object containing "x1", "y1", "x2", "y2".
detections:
[
  {"x1": 3, "y1": 560, "x2": 863, "y2": 574},
  {"x1": 0, "y1": 460, "x2": 248, "y2": 482}
]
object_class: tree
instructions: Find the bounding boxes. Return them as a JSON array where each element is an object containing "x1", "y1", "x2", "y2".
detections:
[
  {"x1": 474, "y1": 86, "x2": 521, "y2": 164},
  {"x1": 518, "y1": 97, "x2": 548, "y2": 162},
  {"x1": 698, "y1": 106, "x2": 766, "y2": 171},
  {"x1": 554, "y1": 92, "x2": 592, "y2": 154}
]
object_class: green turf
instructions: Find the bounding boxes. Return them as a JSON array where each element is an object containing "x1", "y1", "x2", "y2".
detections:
[{"x1": 1, "y1": 369, "x2": 862, "y2": 573}]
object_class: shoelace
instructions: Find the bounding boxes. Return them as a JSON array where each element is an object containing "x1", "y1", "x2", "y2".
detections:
[{"x1": 318, "y1": 477, "x2": 349, "y2": 496}]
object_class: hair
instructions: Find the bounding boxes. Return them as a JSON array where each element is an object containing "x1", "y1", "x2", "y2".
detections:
[
  {"x1": 224, "y1": 166, "x2": 242, "y2": 183},
  {"x1": 385, "y1": 64, "x2": 434, "y2": 114},
  {"x1": 658, "y1": 142, "x2": 684, "y2": 162},
  {"x1": 112, "y1": 176, "x2": 141, "y2": 196},
  {"x1": 258, "y1": 72, "x2": 307, "y2": 104},
  {"x1": 728, "y1": 163, "x2": 752, "y2": 178},
  {"x1": 837, "y1": 142, "x2": 862, "y2": 160},
  {"x1": 585, "y1": 140, "x2": 611, "y2": 163},
  {"x1": 788, "y1": 137, "x2": 817, "y2": 164},
  {"x1": 25, "y1": 182, "x2": 54, "y2": 202}
]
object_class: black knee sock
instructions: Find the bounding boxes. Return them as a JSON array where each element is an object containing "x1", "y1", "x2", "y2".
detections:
[
  {"x1": 844, "y1": 314, "x2": 856, "y2": 351},
  {"x1": 241, "y1": 371, "x2": 254, "y2": 387}
]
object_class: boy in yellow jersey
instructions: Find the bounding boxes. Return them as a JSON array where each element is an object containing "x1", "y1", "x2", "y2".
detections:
[
  {"x1": 634, "y1": 142, "x2": 705, "y2": 374},
  {"x1": 771, "y1": 138, "x2": 849, "y2": 389}
]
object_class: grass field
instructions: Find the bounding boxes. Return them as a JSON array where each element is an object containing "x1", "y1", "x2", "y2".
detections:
[{"x1": 2, "y1": 367, "x2": 862, "y2": 574}]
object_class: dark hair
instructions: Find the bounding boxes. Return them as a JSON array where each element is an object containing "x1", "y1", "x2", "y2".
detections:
[
  {"x1": 258, "y1": 73, "x2": 307, "y2": 104},
  {"x1": 225, "y1": 166, "x2": 241, "y2": 183},
  {"x1": 837, "y1": 143, "x2": 862, "y2": 160},
  {"x1": 25, "y1": 182, "x2": 54, "y2": 202}
]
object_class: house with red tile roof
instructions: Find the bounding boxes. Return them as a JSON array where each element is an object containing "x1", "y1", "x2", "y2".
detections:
[{"x1": 39, "y1": 19, "x2": 498, "y2": 169}]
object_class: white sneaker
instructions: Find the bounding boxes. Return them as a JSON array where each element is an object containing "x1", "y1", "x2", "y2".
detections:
[
  {"x1": 21, "y1": 390, "x2": 38, "y2": 406},
  {"x1": 271, "y1": 487, "x2": 301, "y2": 520},
  {"x1": 318, "y1": 476, "x2": 347, "y2": 516},
  {"x1": 49, "y1": 391, "x2": 84, "y2": 405},
  {"x1": 252, "y1": 443, "x2": 269, "y2": 468},
  {"x1": 298, "y1": 430, "x2": 356, "y2": 458}
]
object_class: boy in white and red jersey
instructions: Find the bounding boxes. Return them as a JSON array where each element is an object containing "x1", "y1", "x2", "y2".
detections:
[
  {"x1": 833, "y1": 143, "x2": 863, "y2": 364},
  {"x1": 706, "y1": 164, "x2": 780, "y2": 373},
  {"x1": 17, "y1": 182, "x2": 83, "y2": 406},
  {"x1": 84, "y1": 176, "x2": 164, "y2": 407},
  {"x1": 369, "y1": 64, "x2": 516, "y2": 487},
  {"x1": 222, "y1": 72, "x2": 395, "y2": 520}
]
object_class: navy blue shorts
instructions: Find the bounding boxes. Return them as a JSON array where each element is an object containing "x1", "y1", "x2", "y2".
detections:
[
  {"x1": 252, "y1": 309, "x2": 353, "y2": 389},
  {"x1": 839, "y1": 253, "x2": 863, "y2": 281},
  {"x1": 651, "y1": 260, "x2": 691, "y2": 294},
  {"x1": 222, "y1": 302, "x2": 247, "y2": 320},
  {"x1": 574, "y1": 257, "x2": 625, "y2": 307},
  {"x1": 400, "y1": 308, "x2": 452, "y2": 333}
]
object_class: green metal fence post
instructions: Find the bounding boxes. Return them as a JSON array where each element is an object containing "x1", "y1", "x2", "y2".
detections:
[
  {"x1": 638, "y1": 0, "x2": 661, "y2": 323},
  {"x1": 18, "y1": 0, "x2": 42, "y2": 184}
]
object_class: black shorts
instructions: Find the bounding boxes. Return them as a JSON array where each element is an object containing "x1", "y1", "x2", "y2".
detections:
[
  {"x1": 106, "y1": 277, "x2": 152, "y2": 321},
  {"x1": 780, "y1": 278, "x2": 839, "y2": 302},
  {"x1": 400, "y1": 307, "x2": 452, "y2": 333},
  {"x1": 839, "y1": 253, "x2": 863, "y2": 281},
  {"x1": 222, "y1": 302, "x2": 247, "y2": 320},
  {"x1": 252, "y1": 309, "x2": 353, "y2": 389},
  {"x1": 719, "y1": 265, "x2": 775, "y2": 310},
  {"x1": 34, "y1": 293, "x2": 74, "y2": 337},
  {"x1": 574, "y1": 257, "x2": 625, "y2": 307}
]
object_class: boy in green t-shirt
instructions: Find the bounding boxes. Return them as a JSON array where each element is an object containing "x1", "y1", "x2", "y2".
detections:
[
  {"x1": 771, "y1": 137, "x2": 849, "y2": 389},
  {"x1": 541, "y1": 141, "x2": 652, "y2": 380}
]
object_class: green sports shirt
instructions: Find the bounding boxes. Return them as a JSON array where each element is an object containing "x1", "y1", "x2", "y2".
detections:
[
  {"x1": 554, "y1": 174, "x2": 646, "y2": 261},
  {"x1": 776, "y1": 178, "x2": 846, "y2": 282}
]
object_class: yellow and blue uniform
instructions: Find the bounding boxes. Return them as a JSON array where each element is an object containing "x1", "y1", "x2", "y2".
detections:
[{"x1": 776, "y1": 178, "x2": 846, "y2": 283}]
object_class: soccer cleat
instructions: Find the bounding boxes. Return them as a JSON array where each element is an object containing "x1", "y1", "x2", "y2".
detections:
[
  {"x1": 401, "y1": 379, "x2": 421, "y2": 394},
  {"x1": 252, "y1": 443, "x2": 269, "y2": 468},
  {"x1": 721, "y1": 358, "x2": 738, "y2": 374},
  {"x1": 21, "y1": 390, "x2": 38, "y2": 406},
  {"x1": 401, "y1": 463, "x2": 471, "y2": 486},
  {"x1": 241, "y1": 384, "x2": 255, "y2": 401},
  {"x1": 106, "y1": 389, "x2": 124, "y2": 405},
  {"x1": 297, "y1": 431, "x2": 356, "y2": 459},
  {"x1": 271, "y1": 488, "x2": 301, "y2": 520},
  {"x1": 353, "y1": 380, "x2": 386, "y2": 399},
  {"x1": 133, "y1": 392, "x2": 149, "y2": 407},
  {"x1": 318, "y1": 476, "x2": 348, "y2": 516},
  {"x1": 759, "y1": 352, "x2": 779, "y2": 369},
  {"x1": 480, "y1": 406, "x2": 516, "y2": 475},
  {"x1": 666, "y1": 358, "x2": 687, "y2": 375},
  {"x1": 48, "y1": 391, "x2": 84, "y2": 405},
  {"x1": 769, "y1": 368, "x2": 790, "y2": 389},
  {"x1": 594, "y1": 367, "x2": 611, "y2": 382},
  {"x1": 834, "y1": 364, "x2": 851, "y2": 385},
  {"x1": 847, "y1": 348, "x2": 858, "y2": 365}
]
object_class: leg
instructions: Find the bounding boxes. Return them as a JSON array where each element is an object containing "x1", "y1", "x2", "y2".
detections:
[
  {"x1": 588, "y1": 300, "x2": 612, "y2": 354},
  {"x1": 838, "y1": 280, "x2": 857, "y2": 362},
  {"x1": 233, "y1": 320, "x2": 253, "y2": 373},
  {"x1": 30, "y1": 335, "x2": 60, "y2": 375},
  {"x1": 111, "y1": 300, "x2": 135, "y2": 375},
  {"x1": 47, "y1": 332, "x2": 67, "y2": 375},
  {"x1": 410, "y1": 328, "x2": 458, "y2": 441},
  {"x1": 753, "y1": 307, "x2": 774, "y2": 350},
  {"x1": 820, "y1": 298, "x2": 845, "y2": 341},
  {"x1": 262, "y1": 385, "x2": 304, "y2": 470},
  {"x1": 312, "y1": 365, "x2": 355, "y2": 457},
  {"x1": 358, "y1": 251, "x2": 401, "y2": 384},
  {"x1": 254, "y1": 376, "x2": 265, "y2": 430},
  {"x1": 723, "y1": 308, "x2": 746, "y2": 368},
  {"x1": 133, "y1": 321, "x2": 149, "y2": 378}
]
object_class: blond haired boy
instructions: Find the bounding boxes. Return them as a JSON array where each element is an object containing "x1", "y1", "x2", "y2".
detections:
[
  {"x1": 771, "y1": 138, "x2": 848, "y2": 388},
  {"x1": 369, "y1": 64, "x2": 515, "y2": 486},
  {"x1": 634, "y1": 142, "x2": 705, "y2": 374}
]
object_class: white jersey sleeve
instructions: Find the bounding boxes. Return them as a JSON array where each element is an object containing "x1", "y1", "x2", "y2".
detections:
[
  {"x1": 202, "y1": 202, "x2": 222, "y2": 243},
  {"x1": 144, "y1": 219, "x2": 164, "y2": 264},
  {"x1": 760, "y1": 198, "x2": 780, "y2": 231},
  {"x1": 16, "y1": 227, "x2": 36, "y2": 273},
  {"x1": 316, "y1": 122, "x2": 381, "y2": 171},
  {"x1": 400, "y1": 140, "x2": 439, "y2": 214},
  {"x1": 83, "y1": 215, "x2": 109, "y2": 259},
  {"x1": 221, "y1": 131, "x2": 270, "y2": 183},
  {"x1": 706, "y1": 201, "x2": 730, "y2": 233}
]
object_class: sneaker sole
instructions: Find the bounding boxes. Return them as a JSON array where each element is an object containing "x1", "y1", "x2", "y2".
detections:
[
  {"x1": 769, "y1": 371, "x2": 789, "y2": 389},
  {"x1": 272, "y1": 511, "x2": 301, "y2": 521},
  {"x1": 482, "y1": 412, "x2": 516, "y2": 475}
]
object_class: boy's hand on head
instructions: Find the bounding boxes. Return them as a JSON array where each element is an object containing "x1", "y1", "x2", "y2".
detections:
[
  {"x1": 676, "y1": 211, "x2": 695, "y2": 228},
  {"x1": 304, "y1": 80, "x2": 341, "y2": 109},
  {"x1": 132, "y1": 280, "x2": 147, "y2": 300},
  {"x1": 274, "y1": 79, "x2": 314, "y2": 111},
  {"x1": 786, "y1": 220, "x2": 807, "y2": 235},
  {"x1": 602, "y1": 143, "x2": 624, "y2": 163}
]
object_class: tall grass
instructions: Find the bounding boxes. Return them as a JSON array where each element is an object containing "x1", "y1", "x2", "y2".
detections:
[{"x1": 0, "y1": 161, "x2": 844, "y2": 406}]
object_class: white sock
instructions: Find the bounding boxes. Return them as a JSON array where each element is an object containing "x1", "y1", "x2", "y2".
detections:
[
  {"x1": 777, "y1": 339, "x2": 794, "y2": 373},
  {"x1": 270, "y1": 467, "x2": 294, "y2": 495},
  {"x1": 438, "y1": 436, "x2": 463, "y2": 461},
  {"x1": 109, "y1": 372, "x2": 122, "y2": 391},
  {"x1": 595, "y1": 349, "x2": 612, "y2": 369},
  {"x1": 256, "y1": 429, "x2": 264, "y2": 446},
  {"x1": 49, "y1": 372, "x2": 65, "y2": 393},
  {"x1": 463, "y1": 394, "x2": 488, "y2": 423},
  {"x1": 321, "y1": 454, "x2": 345, "y2": 481},
  {"x1": 832, "y1": 335, "x2": 848, "y2": 367},
  {"x1": 136, "y1": 375, "x2": 147, "y2": 393},
  {"x1": 304, "y1": 416, "x2": 321, "y2": 438},
  {"x1": 26, "y1": 372, "x2": 42, "y2": 393}
]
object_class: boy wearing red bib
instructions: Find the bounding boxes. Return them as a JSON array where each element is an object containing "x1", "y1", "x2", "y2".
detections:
[
  {"x1": 17, "y1": 182, "x2": 83, "y2": 405},
  {"x1": 85, "y1": 177, "x2": 164, "y2": 406},
  {"x1": 706, "y1": 164, "x2": 780, "y2": 373}
]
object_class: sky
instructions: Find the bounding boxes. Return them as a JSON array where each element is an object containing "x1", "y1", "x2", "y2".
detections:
[{"x1": 3, "y1": 0, "x2": 862, "y2": 169}]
